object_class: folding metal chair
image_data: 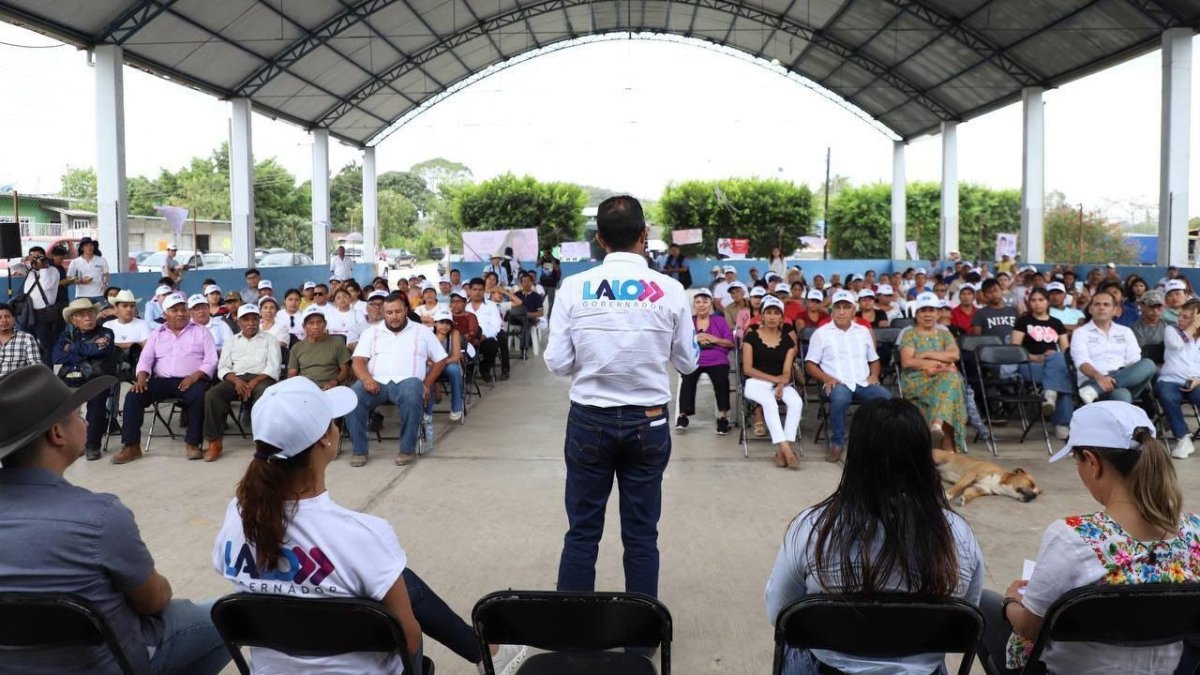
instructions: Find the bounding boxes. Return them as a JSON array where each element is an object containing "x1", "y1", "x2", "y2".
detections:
[
  {"x1": 973, "y1": 344, "x2": 1052, "y2": 456},
  {"x1": 473, "y1": 590, "x2": 671, "y2": 675},
  {"x1": 0, "y1": 592, "x2": 137, "y2": 674},
  {"x1": 211, "y1": 594, "x2": 434, "y2": 675},
  {"x1": 773, "y1": 594, "x2": 983, "y2": 675}
]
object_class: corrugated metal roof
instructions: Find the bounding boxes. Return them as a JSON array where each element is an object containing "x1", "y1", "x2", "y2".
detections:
[{"x1": 0, "y1": 0, "x2": 1196, "y2": 146}]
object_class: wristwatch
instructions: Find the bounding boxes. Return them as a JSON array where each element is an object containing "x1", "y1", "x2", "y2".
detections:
[{"x1": 1001, "y1": 596, "x2": 1022, "y2": 624}]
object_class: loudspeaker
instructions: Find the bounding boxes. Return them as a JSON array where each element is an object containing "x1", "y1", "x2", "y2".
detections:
[{"x1": 0, "y1": 221, "x2": 18, "y2": 259}]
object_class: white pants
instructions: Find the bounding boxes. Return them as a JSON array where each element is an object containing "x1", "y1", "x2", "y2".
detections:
[{"x1": 744, "y1": 378, "x2": 803, "y2": 444}]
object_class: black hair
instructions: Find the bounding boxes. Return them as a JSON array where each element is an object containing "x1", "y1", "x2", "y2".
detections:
[
  {"x1": 1024, "y1": 288, "x2": 1050, "y2": 317},
  {"x1": 28, "y1": 246, "x2": 45, "y2": 255},
  {"x1": 483, "y1": 271, "x2": 498, "y2": 284},
  {"x1": 157, "y1": 277, "x2": 175, "y2": 288},
  {"x1": 385, "y1": 291, "x2": 409, "y2": 308},
  {"x1": 283, "y1": 288, "x2": 301, "y2": 300},
  {"x1": 979, "y1": 278, "x2": 999, "y2": 294},
  {"x1": 596, "y1": 195, "x2": 646, "y2": 251},
  {"x1": 0, "y1": 302, "x2": 11, "y2": 316},
  {"x1": 469, "y1": 277, "x2": 486, "y2": 288},
  {"x1": 450, "y1": 268, "x2": 460, "y2": 276},
  {"x1": 104, "y1": 286, "x2": 121, "y2": 297},
  {"x1": 245, "y1": 268, "x2": 260, "y2": 278},
  {"x1": 807, "y1": 399, "x2": 959, "y2": 596},
  {"x1": 202, "y1": 278, "x2": 217, "y2": 286},
  {"x1": 314, "y1": 284, "x2": 329, "y2": 293}
]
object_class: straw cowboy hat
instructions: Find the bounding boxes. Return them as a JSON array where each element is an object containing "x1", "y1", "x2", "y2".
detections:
[
  {"x1": 61, "y1": 298, "x2": 104, "y2": 322},
  {"x1": 0, "y1": 365, "x2": 116, "y2": 460}
]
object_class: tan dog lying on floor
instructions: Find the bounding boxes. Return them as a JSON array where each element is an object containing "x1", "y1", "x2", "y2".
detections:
[{"x1": 931, "y1": 449, "x2": 1040, "y2": 505}]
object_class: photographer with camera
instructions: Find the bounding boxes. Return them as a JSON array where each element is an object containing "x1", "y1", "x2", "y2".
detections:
[
  {"x1": 21, "y1": 246, "x2": 63, "y2": 365},
  {"x1": 52, "y1": 299, "x2": 118, "y2": 461}
]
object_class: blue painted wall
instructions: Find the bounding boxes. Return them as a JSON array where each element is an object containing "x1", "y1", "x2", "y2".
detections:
[{"x1": 101, "y1": 264, "x2": 380, "y2": 302}]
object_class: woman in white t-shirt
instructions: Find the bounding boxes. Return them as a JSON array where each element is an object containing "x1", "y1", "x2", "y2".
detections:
[
  {"x1": 257, "y1": 296, "x2": 289, "y2": 347},
  {"x1": 279, "y1": 288, "x2": 306, "y2": 343},
  {"x1": 325, "y1": 289, "x2": 363, "y2": 348},
  {"x1": 981, "y1": 401, "x2": 1200, "y2": 675},
  {"x1": 766, "y1": 398, "x2": 984, "y2": 674},
  {"x1": 213, "y1": 377, "x2": 525, "y2": 675}
]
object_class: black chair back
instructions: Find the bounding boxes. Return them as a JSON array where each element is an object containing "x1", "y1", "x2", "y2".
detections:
[
  {"x1": 1023, "y1": 583, "x2": 1200, "y2": 674},
  {"x1": 773, "y1": 594, "x2": 983, "y2": 675},
  {"x1": 975, "y1": 344, "x2": 1031, "y2": 367},
  {"x1": 211, "y1": 594, "x2": 430, "y2": 675},
  {"x1": 958, "y1": 335, "x2": 1002, "y2": 354},
  {"x1": 0, "y1": 593, "x2": 137, "y2": 674},
  {"x1": 472, "y1": 590, "x2": 671, "y2": 674},
  {"x1": 874, "y1": 327, "x2": 901, "y2": 346},
  {"x1": 1142, "y1": 342, "x2": 1166, "y2": 366},
  {"x1": 889, "y1": 317, "x2": 915, "y2": 330}
]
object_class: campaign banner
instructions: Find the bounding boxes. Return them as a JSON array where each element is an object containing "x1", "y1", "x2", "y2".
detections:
[
  {"x1": 717, "y1": 238, "x2": 750, "y2": 259},
  {"x1": 995, "y1": 233, "x2": 1017, "y2": 261},
  {"x1": 460, "y1": 228, "x2": 539, "y2": 262},
  {"x1": 154, "y1": 205, "x2": 189, "y2": 237},
  {"x1": 905, "y1": 241, "x2": 919, "y2": 260},
  {"x1": 559, "y1": 241, "x2": 591, "y2": 259},
  {"x1": 672, "y1": 228, "x2": 704, "y2": 245}
]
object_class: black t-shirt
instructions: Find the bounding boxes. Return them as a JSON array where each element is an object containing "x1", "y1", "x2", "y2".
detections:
[
  {"x1": 857, "y1": 309, "x2": 888, "y2": 328},
  {"x1": 1014, "y1": 315, "x2": 1066, "y2": 356},
  {"x1": 972, "y1": 305, "x2": 1018, "y2": 340},
  {"x1": 744, "y1": 328, "x2": 796, "y2": 377}
]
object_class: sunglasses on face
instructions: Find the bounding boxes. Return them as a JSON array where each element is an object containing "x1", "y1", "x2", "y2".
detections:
[{"x1": 314, "y1": 292, "x2": 327, "y2": 296}]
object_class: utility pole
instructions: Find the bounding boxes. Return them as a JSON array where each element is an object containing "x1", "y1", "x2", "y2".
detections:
[{"x1": 823, "y1": 147, "x2": 831, "y2": 260}]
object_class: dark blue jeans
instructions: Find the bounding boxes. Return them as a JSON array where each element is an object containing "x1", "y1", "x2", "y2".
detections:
[
  {"x1": 122, "y1": 376, "x2": 208, "y2": 446},
  {"x1": 557, "y1": 402, "x2": 671, "y2": 598},
  {"x1": 403, "y1": 568, "x2": 478, "y2": 665}
]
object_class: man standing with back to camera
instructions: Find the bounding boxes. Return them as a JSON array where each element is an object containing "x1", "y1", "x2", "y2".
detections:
[{"x1": 545, "y1": 195, "x2": 698, "y2": 601}]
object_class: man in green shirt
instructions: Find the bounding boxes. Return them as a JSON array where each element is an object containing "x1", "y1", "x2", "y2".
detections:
[{"x1": 286, "y1": 307, "x2": 351, "y2": 389}]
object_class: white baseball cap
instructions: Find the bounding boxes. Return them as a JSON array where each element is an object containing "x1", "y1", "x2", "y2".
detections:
[
  {"x1": 1046, "y1": 282, "x2": 1066, "y2": 294},
  {"x1": 764, "y1": 272, "x2": 781, "y2": 282},
  {"x1": 186, "y1": 294, "x2": 207, "y2": 309},
  {"x1": 958, "y1": 283, "x2": 977, "y2": 295},
  {"x1": 831, "y1": 290, "x2": 857, "y2": 306},
  {"x1": 692, "y1": 287, "x2": 713, "y2": 299},
  {"x1": 432, "y1": 308, "x2": 452, "y2": 322},
  {"x1": 723, "y1": 265, "x2": 736, "y2": 274},
  {"x1": 750, "y1": 287, "x2": 767, "y2": 298},
  {"x1": 203, "y1": 284, "x2": 221, "y2": 296},
  {"x1": 711, "y1": 265, "x2": 722, "y2": 273},
  {"x1": 858, "y1": 288, "x2": 876, "y2": 299},
  {"x1": 729, "y1": 281, "x2": 747, "y2": 292},
  {"x1": 805, "y1": 289, "x2": 824, "y2": 302},
  {"x1": 258, "y1": 279, "x2": 273, "y2": 290},
  {"x1": 237, "y1": 304, "x2": 261, "y2": 318},
  {"x1": 449, "y1": 289, "x2": 468, "y2": 300},
  {"x1": 915, "y1": 268, "x2": 928, "y2": 275},
  {"x1": 761, "y1": 296, "x2": 785, "y2": 313},
  {"x1": 257, "y1": 296, "x2": 278, "y2": 308},
  {"x1": 155, "y1": 285, "x2": 173, "y2": 297},
  {"x1": 1165, "y1": 279, "x2": 1187, "y2": 293},
  {"x1": 876, "y1": 284, "x2": 894, "y2": 296},
  {"x1": 252, "y1": 377, "x2": 357, "y2": 458},
  {"x1": 914, "y1": 292, "x2": 940, "y2": 311},
  {"x1": 439, "y1": 277, "x2": 452, "y2": 285},
  {"x1": 303, "y1": 281, "x2": 317, "y2": 290},
  {"x1": 367, "y1": 290, "x2": 388, "y2": 301},
  {"x1": 301, "y1": 305, "x2": 326, "y2": 323},
  {"x1": 1049, "y1": 401, "x2": 1155, "y2": 463},
  {"x1": 420, "y1": 281, "x2": 436, "y2": 291},
  {"x1": 167, "y1": 243, "x2": 178, "y2": 250},
  {"x1": 160, "y1": 292, "x2": 187, "y2": 310},
  {"x1": 938, "y1": 299, "x2": 952, "y2": 309}
]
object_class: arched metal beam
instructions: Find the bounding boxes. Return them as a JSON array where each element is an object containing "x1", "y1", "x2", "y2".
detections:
[{"x1": 318, "y1": 0, "x2": 956, "y2": 129}]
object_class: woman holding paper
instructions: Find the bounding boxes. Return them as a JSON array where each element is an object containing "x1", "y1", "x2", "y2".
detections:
[
  {"x1": 765, "y1": 398, "x2": 984, "y2": 674},
  {"x1": 980, "y1": 401, "x2": 1200, "y2": 674}
]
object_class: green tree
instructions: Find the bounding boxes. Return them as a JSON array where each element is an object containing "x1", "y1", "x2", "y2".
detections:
[
  {"x1": 378, "y1": 171, "x2": 431, "y2": 213},
  {"x1": 658, "y1": 178, "x2": 813, "y2": 257},
  {"x1": 1046, "y1": 205, "x2": 1138, "y2": 264},
  {"x1": 452, "y1": 174, "x2": 586, "y2": 247},
  {"x1": 329, "y1": 162, "x2": 362, "y2": 230},
  {"x1": 59, "y1": 166, "x2": 97, "y2": 211},
  {"x1": 411, "y1": 157, "x2": 472, "y2": 194},
  {"x1": 348, "y1": 190, "x2": 418, "y2": 247}
]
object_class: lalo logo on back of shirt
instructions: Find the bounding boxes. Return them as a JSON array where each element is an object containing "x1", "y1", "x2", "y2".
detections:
[
  {"x1": 581, "y1": 279, "x2": 666, "y2": 309},
  {"x1": 222, "y1": 541, "x2": 340, "y2": 594}
]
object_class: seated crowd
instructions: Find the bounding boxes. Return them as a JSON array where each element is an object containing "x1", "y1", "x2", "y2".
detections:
[{"x1": 672, "y1": 258, "x2": 1200, "y2": 463}]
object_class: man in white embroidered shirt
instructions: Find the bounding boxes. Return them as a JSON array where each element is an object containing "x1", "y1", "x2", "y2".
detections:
[
  {"x1": 202, "y1": 304, "x2": 281, "y2": 462},
  {"x1": 805, "y1": 290, "x2": 892, "y2": 463},
  {"x1": 345, "y1": 292, "x2": 448, "y2": 467},
  {"x1": 545, "y1": 195, "x2": 698, "y2": 602},
  {"x1": 1069, "y1": 291, "x2": 1155, "y2": 405}
]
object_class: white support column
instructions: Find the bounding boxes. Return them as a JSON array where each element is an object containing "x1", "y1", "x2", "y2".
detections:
[
  {"x1": 891, "y1": 140, "x2": 907, "y2": 260},
  {"x1": 94, "y1": 45, "x2": 128, "y2": 267},
  {"x1": 228, "y1": 98, "x2": 255, "y2": 267},
  {"x1": 939, "y1": 121, "x2": 959, "y2": 259},
  {"x1": 1021, "y1": 87, "x2": 1045, "y2": 264},
  {"x1": 311, "y1": 129, "x2": 331, "y2": 264},
  {"x1": 1159, "y1": 28, "x2": 1192, "y2": 267},
  {"x1": 361, "y1": 146, "x2": 378, "y2": 266}
]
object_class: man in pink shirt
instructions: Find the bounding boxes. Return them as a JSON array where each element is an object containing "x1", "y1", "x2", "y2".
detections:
[{"x1": 113, "y1": 292, "x2": 217, "y2": 464}]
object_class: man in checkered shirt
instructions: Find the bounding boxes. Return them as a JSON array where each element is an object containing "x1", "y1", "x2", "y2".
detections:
[{"x1": 0, "y1": 303, "x2": 40, "y2": 376}]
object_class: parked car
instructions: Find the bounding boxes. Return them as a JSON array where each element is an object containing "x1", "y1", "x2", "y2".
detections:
[
  {"x1": 258, "y1": 252, "x2": 313, "y2": 267},
  {"x1": 136, "y1": 250, "x2": 235, "y2": 274},
  {"x1": 383, "y1": 248, "x2": 417, "y2": 269},
  {"x1": 437, "y1": 253, "x2": 463, "y2": 278},
  {"x1": 428, "y1": 246, "x2": 446, "y2": 261},
  {"x1": 1, "y1": 237, "x2": 81, "y2": 276}
]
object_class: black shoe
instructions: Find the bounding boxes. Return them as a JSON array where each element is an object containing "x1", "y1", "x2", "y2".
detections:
[
  {"x1": 499, "y1": 371, "x2": 510, "y2": 381},
  {"x1": 369, "y1": 412, "x2": 384, "y2": 435},
  {"x1": 674, "y1": 415, "x2": 689, "y2": 430},
  {"x1": 716, "y1": 418, "x2": 731, "y2": 435},
  {"x1": 86, "y1": 446, "x2": 102, "y2": 461}
]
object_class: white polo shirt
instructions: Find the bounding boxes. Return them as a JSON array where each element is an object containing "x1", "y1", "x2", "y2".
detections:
[
  {"x1": 104, "y1": 317, "x2": 151, "y2": 345},
  {"x1": 1069, "y1": 320, "x2": 1142, "y2": 385},
  {"x1": 466, "y1": 299, "x2": 503, "y2": 339},
  {"x1": 329, "y1": 255, "x2": 353, "y2": 281},
  {"x1": 545, "y1": 251, "x2": 698, "y2": 407},
  {"x1": 804, "y1": 321, "x2": 879, "y2": 391},
  {"x1": 352, "y1": 320, "x2": 447, "y2": 385},
  {"x1": 66, "y1": 255, "x2": 109, "y2": 298}
]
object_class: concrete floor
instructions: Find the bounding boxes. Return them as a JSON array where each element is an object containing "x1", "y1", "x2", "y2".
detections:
[{"x1": 64, "y1": 354, "x2": 1200, "y2": 674}]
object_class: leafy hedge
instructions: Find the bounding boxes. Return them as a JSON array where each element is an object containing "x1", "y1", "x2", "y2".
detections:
[
  {"x1": 658, "y1": 179, "x2": 813, "y2": 257},
  {"x1": 452, "y1": 174, "x2": 586, "y2": 246}
]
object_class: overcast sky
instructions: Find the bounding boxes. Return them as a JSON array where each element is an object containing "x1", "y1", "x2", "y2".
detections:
[{"x1": 0, "y1": 22, "x2": 1196, "y2": 222}]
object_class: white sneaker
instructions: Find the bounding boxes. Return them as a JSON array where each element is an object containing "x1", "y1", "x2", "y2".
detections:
[
  {"x1": 478, "y1": 644, "x2": 528, "y2": 675},
  {"x1": 1078, "y1": 386, "x2": 1099, "y2": 405},
  {"x1": 1041, "y1": 390, "x2": 1057, "y2": 416},
  {"x1": 449, "y1": 409, "x2": 463, "y2": 421},
  {"x1": 1172, "y1": 436, "x2": 1195, "y2": 459},
  {"x1": 1055, "y1": 425, "x2": 1070, "y2": 441}
]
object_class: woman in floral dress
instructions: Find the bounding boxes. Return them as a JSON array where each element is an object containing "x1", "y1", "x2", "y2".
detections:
[
  {"x1": 979, "y1": 401, "x2": 1200, "y2": 674},
  {"x1": 898, "y1": 293, "x2": 968, "y2": 453}
]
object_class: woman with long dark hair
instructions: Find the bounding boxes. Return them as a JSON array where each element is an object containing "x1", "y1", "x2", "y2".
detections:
[
  {"x1": 213, "y1": 377, "x2": 525, "y2": 674},
  {"x1": 766, "y1": 398, "x2": 984, "y2": 674},
  {"x1": 1011, "y1": 287, "x2": 1074, "y2": 441},
  {"x1": 980, "y1": 402, "x2": 1200, "y2": 674}
]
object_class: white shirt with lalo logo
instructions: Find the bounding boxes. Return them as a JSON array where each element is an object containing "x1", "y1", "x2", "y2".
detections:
[{"x1": 213, "y1": 493, "x2": 409, "y2": 674}]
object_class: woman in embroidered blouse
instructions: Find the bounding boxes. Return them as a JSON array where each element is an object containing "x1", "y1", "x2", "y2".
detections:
[
  {"x1": 979, "y1": 401, "x2": 1200, "y2": 675},
  {"x1": 1154, "y1": 298, "x2": 1200, "y2": 459}
]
